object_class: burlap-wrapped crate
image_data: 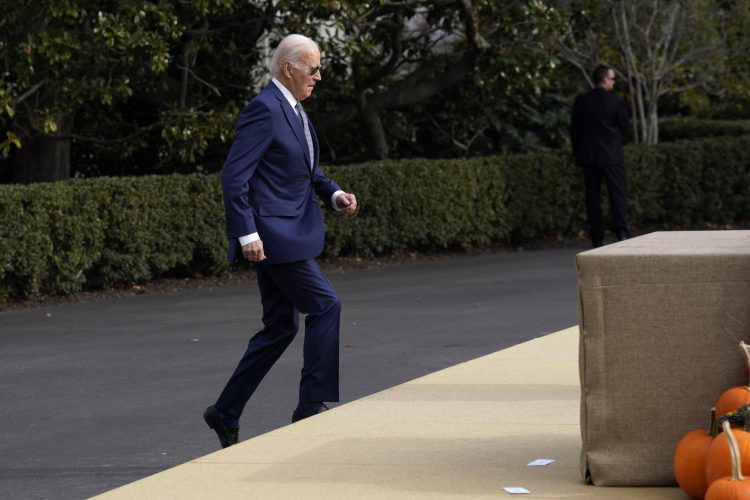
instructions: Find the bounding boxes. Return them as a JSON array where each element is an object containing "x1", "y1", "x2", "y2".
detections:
[{"x1": 577, "y1": 231, "x2": 750, "y2": 486}]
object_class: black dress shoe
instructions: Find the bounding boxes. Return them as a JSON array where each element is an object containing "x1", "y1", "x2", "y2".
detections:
[
  {"x1": 203, "y1": 405, "x2": 238, "y2": 448},
  {"x1": 292, "y1": 403, "x2": 329, "y2": 423}
]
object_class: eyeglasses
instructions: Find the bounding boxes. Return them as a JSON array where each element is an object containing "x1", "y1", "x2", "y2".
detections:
[{"x1": 287, "y1": 62, "x2": 323, "y2": 76}]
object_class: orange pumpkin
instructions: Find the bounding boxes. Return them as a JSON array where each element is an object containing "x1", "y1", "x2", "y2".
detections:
[
  {"x1": 675, "y1": 408, "x2": 719, "y2": 498},
  {"x1": 706, "y1": 418, "x2": 750, "y2": 486},
  {"x1": 705, "y1": 421, "x2": 750, "y2": 499},
  {"x1": 716, "y1": 341, "x2": 750, "y2": 417}
]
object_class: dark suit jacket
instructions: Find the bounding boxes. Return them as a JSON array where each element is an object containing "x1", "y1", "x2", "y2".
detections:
[
  {"x1": 571, "y1": 87, "x2": 629, "y2": 167},
  {"x1": 220, "y1": 82, "x2": 341, "y2": 264}
]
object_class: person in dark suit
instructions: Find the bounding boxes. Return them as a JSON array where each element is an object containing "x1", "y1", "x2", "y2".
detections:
[
  {"x1": 571, "y1": 64, "x2": 630, "y2": 248},
  {"x1": 203, "y1": 34, "x2": 357, "y2": 448}
]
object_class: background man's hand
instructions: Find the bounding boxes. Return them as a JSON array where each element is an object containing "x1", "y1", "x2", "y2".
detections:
[
  {"x1": 336, "y1": 192, "x2": 357, "y2": 215},
  {"x1": 241, "y1": 239, "x2": 266, "y2": 262}
]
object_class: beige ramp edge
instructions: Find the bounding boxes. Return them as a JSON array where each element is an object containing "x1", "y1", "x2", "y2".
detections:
[{"x1": 94, "y1": 326, "x2": 682, "y2": 499}]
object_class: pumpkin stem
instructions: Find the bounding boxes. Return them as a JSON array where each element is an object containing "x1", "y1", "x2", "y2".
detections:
[
  {"x1": 709, "y1": 407, "x2": 719, "y2": 436},
  {"x1": 741, "y1": 341, "x2": 750, "y2": 390},
  {"x1": 722, "y1": 420, "x2": 746, "y2": 481}
]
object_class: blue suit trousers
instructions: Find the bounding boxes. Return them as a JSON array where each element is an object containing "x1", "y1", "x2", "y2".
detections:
[{"x1": 215, "y1": 259, "x2": 341, "y2": 427}]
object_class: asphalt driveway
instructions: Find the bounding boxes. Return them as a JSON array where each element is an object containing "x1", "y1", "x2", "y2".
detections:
[{"x1": 0, "y1": 247, "x2": 583, "y2": 499}]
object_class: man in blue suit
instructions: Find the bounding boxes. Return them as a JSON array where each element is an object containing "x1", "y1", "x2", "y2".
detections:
[{"x1": 204, "y1": 34, "x2": 357, "y2": 448}]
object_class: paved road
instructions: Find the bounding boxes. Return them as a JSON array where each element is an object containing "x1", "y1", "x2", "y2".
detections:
[{"x1": 0, "y1": 248, "x2": 583, "y2": 499}]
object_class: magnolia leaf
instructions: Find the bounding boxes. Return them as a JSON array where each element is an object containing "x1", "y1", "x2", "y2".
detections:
[{"x1": 44, "y1": 118, "x2": 58, "y2": 133}]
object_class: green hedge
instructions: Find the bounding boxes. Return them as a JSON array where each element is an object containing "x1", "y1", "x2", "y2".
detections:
[
  {"x1": 0, "y1": 175, "x2": 227, "y2": 301},
  {"x1": 1, "y1": 135, "x2": 749, "y2": 301},
  {"x1": 659, "y1": 118, "x2": 750, "y2": 142}
]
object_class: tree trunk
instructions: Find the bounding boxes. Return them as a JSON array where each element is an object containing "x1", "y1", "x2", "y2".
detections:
[
  {"x1": 12, "y1": 128, "x2": 72, "y2": 183},
  {"x1": 357, "y1": 93, "x2": 389, "y2": 159},
  {"x1": 627, "y1": 85, "x2": 639, "y2": 144},
  {"x1": 315, "y1": 1, "x2": 490, "y2": 159},
  {"x1": 646, "y1": 100, "x2": 658, "y2": 144}
]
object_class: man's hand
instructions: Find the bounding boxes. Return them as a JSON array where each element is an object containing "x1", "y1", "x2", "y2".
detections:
[
  {"x1": 241, "y1": 239, "x2": 266, "y2": 262},
  {"x1": 336, "y1": 192, "x2": 357, "y2": 215}
]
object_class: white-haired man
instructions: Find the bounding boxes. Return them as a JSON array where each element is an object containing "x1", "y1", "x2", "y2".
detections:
[{"x1": 204, "y1": 34, "x2": 357, "y2": 448}]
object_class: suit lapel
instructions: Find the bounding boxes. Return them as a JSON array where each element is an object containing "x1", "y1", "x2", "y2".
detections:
[
  {"x1": 309, "y1": 120, "x2": 319, "y2": 171},
  {"x1": 268, "y1": 84, "x2": 312, "y2": 170}
]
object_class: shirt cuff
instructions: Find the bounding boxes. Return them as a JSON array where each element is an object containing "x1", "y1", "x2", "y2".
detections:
[
  {"x1": 331, "y1": 190, "x2": 345, "y2": 212},
  {"x1": 239, "y1": 233, "x2": 260, "y2": 246}
]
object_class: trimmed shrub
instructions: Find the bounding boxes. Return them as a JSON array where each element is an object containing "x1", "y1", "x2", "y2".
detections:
[
  {"x1": 659, "y1": 118, "x2": 750, "y2": 142},
  {"x1": 1, "y1": 135, "x2": 749, "y2": 301},
  {"x1": 325, "y1": 158, "x2": 511, "y2": 256},
  {"x1": 0, "y1": 174, "x2": 227, "y2": 300}
]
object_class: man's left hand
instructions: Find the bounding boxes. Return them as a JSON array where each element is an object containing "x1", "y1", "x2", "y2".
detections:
[{"x1": 336, "y1": 192, "x2": 357, "y2": 215}]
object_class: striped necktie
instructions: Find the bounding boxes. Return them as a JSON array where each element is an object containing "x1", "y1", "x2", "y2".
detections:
[{"x1": 295, "y1": 102, "x2": 314, "y2": 169}]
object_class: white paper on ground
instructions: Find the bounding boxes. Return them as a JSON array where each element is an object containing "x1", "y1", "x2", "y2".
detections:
[
  {"x1": 527, "y1": 459, "x2": 555, "y2": 466},
  {"x1": 503, "y1": 486, "x2": 530, "y2": 494}
]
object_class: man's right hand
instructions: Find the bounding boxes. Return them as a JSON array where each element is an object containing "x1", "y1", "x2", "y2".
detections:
[{"x1": 241, "y1": 239, "x2": 266, "y2": 262}]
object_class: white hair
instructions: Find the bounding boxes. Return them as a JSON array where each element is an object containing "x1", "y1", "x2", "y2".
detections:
[{"x1": 269, "y1": 34, "x2": 319, "y2": 78}]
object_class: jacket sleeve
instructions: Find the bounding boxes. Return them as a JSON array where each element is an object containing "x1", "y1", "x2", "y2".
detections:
[
  {"x1": 312, "y1": 165, "x2": 341, "y2": 209},
  {"x1": 220, "y1": 99, "x2": 273, "y2": 239}
]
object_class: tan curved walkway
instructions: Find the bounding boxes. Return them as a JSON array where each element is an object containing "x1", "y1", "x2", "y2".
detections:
[{"x1": 93, "y1": 326, "x2": 682, "y2": 499}]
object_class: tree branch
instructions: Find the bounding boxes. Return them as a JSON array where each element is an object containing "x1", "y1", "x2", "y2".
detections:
[
  {"x1": 10, "y1": 79, "x2": 47, "y2": 107},
  {"x1": 176, "y1": 64, "x2": 221, "y2": 98},
  {"x1": 459, "y1": 0, "x2": 490, "y2": 51},
  {"x1": 362, "y1": 13, "x2": 404, "y2": 88},
  {"x1": 45, "y1": 122, "x2": 162, "y2": 144}
]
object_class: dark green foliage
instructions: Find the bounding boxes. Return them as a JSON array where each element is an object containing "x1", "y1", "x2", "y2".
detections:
[
  {"x1": 660, "y1": 118, "x2": 750, "y2": 142},
  {"x1": 1, "y1": 135, "x2": 749, "y2": 301},
  {"x1": 324, "y1": 159, "x2": 511, "y2": 257},
  {"x1": 0, "y1": 174, "x2": 228, "y2": 300},
  {"x1": 502, "y1": 151, "x2": 584, "y2": 243}
]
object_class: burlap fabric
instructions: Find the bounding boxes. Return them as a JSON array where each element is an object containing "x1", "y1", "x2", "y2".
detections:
[{"x1": 577, "y1": 231, "x2": 750, "y2": 485}]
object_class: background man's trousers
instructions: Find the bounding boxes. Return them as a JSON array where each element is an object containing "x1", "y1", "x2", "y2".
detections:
[
  {"x1": 215, "y1": 259, "x2": 341, "y2": 428},
  {"x1": 583, "y1": 163, "x2": 630, "y2": 247}
]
